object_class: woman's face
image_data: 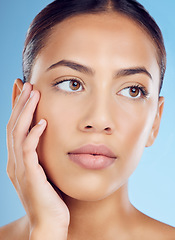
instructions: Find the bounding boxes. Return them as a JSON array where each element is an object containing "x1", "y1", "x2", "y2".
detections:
[{"x1": 30, "y1": 13, "x2": 163, "y2": 201}]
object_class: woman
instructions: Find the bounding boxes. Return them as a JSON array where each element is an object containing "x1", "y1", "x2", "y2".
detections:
[{"x1": 0, "y1": 0, "x2": 175, "y2": 239}]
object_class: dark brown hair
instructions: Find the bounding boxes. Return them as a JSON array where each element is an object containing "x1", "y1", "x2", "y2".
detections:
[{"x1": 23, "y1": 0, "x2": 166, "y2": 92}]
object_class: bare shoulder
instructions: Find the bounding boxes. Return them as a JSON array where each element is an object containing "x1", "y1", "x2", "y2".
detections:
[
  {"x1": 133, "y1": 208, "x2": 175, "y2": 240},
  {"x1": 147, "y1": 217, "x2": 175, "y2": 240},
  {"x1": 0, "y1": 215, "x2": 29, "y2": 240}
]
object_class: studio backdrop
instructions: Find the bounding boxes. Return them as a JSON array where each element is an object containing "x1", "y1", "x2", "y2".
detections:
[{"x1": 0, "y1": 0, "x2": 175, "y2": 227}]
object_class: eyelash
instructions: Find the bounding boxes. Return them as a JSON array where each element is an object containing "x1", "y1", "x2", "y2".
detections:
[
  {"x1": 52, "y1": 79, "x2": 149, "y2": 99},
  {"x1": 119, "y1": 84, "x2": 149, "y2": 99},
  {"x1": 138, "y1": 86, "x2": 149, "y2": 97},
  {"x1": 52, "y1": 78, "x2": 84, "y2": 93}
]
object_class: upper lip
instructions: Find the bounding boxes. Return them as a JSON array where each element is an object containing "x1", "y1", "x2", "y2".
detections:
[{"x1": 68, "y1": 144, "x2": 117, "y2": 158}]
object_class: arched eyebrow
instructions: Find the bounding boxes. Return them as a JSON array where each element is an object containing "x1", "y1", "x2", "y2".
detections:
[
  {"x1": 115, "y1": 67, "x2": 152, "y2": 80},
  {"x1": 47, "y1": 59, "x2": 95, "y2": 75},
  {"x1": 47, "y1": 59, "x2": 152, "y2": 80}
]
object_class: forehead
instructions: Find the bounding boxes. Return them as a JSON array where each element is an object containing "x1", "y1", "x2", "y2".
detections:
[{"x1": 34, "y1": 12, "x2": 159, "y2": 80}]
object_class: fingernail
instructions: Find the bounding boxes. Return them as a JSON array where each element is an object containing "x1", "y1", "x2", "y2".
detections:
[
  {"x1": 30, "y1": 91, "x2": 34, "y2": 98},
  {"x1": 38, "y1": 119, "x2": 45, "y2": 125},
  {"x1": 22, "y1": 83, "x2": 26, "y2": 91}
]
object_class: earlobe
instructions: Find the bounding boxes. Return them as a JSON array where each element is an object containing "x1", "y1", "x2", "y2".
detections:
[
  {"x1": 146, "y1": 96, "x2": 164, "y2": 147},
  {"x1": 12, "y1": 78, "x2": 24, "y2": 108}
]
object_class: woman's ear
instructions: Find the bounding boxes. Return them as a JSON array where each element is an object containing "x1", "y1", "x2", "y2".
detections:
[
  {"x1": 146, "y1": 96, "x2": 164, "y2": 147},
  {"x1": 12, "y1": 78, "x2": 24, "y2": 108}
]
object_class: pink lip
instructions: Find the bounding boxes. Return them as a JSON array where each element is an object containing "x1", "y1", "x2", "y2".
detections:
[{"x1": 68, "y1": 144, "x2": 117, "y2": 170}]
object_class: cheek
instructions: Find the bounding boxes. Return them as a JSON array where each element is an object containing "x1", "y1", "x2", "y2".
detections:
[
  {"x1": 108, "y1": 102, "x2": 157, "y2": 189},
  {"x1": 114, "y1": 100, "x2": 156, "y2": 157},
  {"x1": 36, "y1": 94, "x2": 79, "y2": 131},
  {"x1": 35, "y1": 95, "x2": 80, "y2": 163}
]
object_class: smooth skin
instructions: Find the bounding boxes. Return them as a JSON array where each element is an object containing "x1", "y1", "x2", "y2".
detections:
[{"x1": 1, "y1": 12, "x2": 175, "y2": 240}]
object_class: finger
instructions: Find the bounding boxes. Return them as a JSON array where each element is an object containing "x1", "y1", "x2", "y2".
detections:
[
  {"x1": 6, "y1": 83, "x2": 33, "y2": 181},
  {"x1": 12, "y1": 90, "x2": 40, "y2": 152},
  {"x1": 9, "y1": 89, "x2": 39, "y2": 179},
  {"x1": 7, "y1": 82, "x2": 32, "y2": 136},
  {"x1": 22, "y1": 119, "x2": 47, "y2": 168},
  {"x1": 16, "y1": 119, "x2": 47, "y2": 185}
]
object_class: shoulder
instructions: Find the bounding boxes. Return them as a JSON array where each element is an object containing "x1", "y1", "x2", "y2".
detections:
[
  {"x1": 0, "y1": 215, "x2": 29, "y2": 240},
  {"x1": 147, "y1": 218, "x2": 175, "y2": 240},
  {"x1": 134, "y1": 209, "x2": 175, "y2": 240}
]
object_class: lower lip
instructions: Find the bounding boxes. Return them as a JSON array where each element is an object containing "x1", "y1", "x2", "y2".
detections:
[{"x1": 68, "y1": 153, "x2": 116, "y2": 170}]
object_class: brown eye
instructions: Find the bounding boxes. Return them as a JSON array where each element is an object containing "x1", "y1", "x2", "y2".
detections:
[
  {"x1": 55, "y1": 79, "x2": 83, "y2": 92},
  {"x1": 69, "y1": 80, "x2": 81, "y2": 91},
  {"x1": 129, "y1": 86, "x2": 140, "y2": 97},
  {"x1": 118, "y1": 85, "x2": 144, "y2": 99}
]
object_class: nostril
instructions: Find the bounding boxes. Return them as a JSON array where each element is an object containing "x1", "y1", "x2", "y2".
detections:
[
  {"x1": 85, "y1": 125, "x2": 93, "y2": 129},
  {"x1": 83, "y1": 125, "x2": 113, "y2": 134},
  {"x1": 104, "y1": 127, "x2": 111, "y2": 131}
]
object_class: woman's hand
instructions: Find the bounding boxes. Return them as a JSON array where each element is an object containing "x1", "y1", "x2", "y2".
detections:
[{"x1": 6, "y1": 81, "x2": 70, "y2": 239}]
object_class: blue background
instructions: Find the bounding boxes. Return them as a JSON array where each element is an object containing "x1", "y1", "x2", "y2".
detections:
[{"x1": 0, "y1": 0, "x2": 175, "y2": 227}]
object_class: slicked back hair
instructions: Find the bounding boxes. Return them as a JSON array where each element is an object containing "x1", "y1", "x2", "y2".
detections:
[{"x1": 23, "y1": 0, "x2": 166, "y2": 93}]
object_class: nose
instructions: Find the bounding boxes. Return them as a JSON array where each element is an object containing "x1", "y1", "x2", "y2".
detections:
[{"x1": 78, "y1": 95, "x2": 115, "y2": 135}]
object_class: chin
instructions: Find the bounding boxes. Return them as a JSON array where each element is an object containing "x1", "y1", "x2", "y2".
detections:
[
  {"x1": 61, "y1": 188, "x2": 111, "y2": 202},
  {"x1": 52, "y1": 174, "x2": 124, "y2": 202}
]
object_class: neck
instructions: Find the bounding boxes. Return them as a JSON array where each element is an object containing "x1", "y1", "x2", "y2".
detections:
[{"x1": 62, "y1": 183, "x2": 135, "y2": 240}]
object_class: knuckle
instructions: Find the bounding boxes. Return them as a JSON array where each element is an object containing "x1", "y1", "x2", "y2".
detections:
[
  {"x1": 12, "y1": 126, "x2": 18, "y2": 139},
  {"x1": 6, "y1": 121, "x2": 11, "y2": 133},
  {"x1": 8, "y1": 173, "x2": 15, "y2": 184},
  {"x1": 6, "y1": 164, "x2": 15, "y2": 182},
  {"x1": 7, "y1": 122, "x2": 14, "y2": 140},
  {"x1": 22, "y1": 141, "x2": 31, "y2": 155},
  {"x1": 7, "y1": 170, "x2": 14, "y2": 181}
]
